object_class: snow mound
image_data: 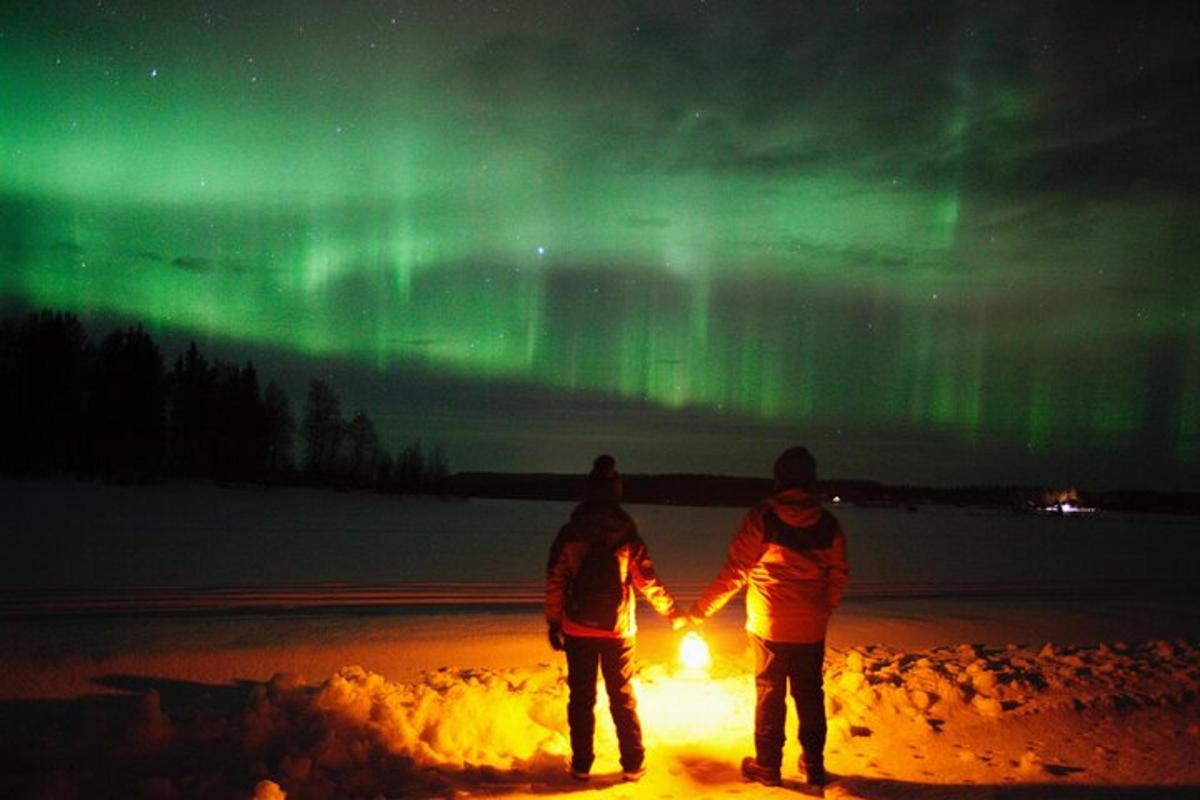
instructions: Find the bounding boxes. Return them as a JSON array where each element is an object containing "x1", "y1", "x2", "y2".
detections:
[
  {"x1": 305, "y1": 664, "x2": 569, "y2": 768},
  {"x1": 15, "y1": 639, "x2": 1199, "y2": 799},
  {"x1": 823, "y1": 638, "x2": 1200, "y2": 744}
]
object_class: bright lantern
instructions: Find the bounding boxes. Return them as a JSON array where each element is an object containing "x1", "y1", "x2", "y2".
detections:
[{"x1": 679, "y1": 631, "x2": 711, "y2": 671}]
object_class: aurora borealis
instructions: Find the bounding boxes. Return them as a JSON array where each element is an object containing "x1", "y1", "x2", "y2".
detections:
[{"x1": 2, "y1": 1, "x2": 1198, "y2": 487}]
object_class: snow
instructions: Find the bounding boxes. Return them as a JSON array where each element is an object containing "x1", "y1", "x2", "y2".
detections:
[
  {"x1": 252, "y1": 781, "x2": 287, "y2": 800},
  {"x1": 4, "y1": 619, "x2": 1199, "y2": 798},
  {"x1": 3, "y1": 480, "x2": 1199, "y2": 798}
]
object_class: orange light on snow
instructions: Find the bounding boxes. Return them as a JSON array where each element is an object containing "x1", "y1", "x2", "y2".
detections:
[
  {"x1": 679, "y1": 631, "x2": 711, "y2": 671},
  {"x1": 633, "y1": 633, "x2": 745, "y2": 744}
]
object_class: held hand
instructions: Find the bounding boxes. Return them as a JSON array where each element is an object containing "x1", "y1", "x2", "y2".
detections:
[
  {"x1": 547, "y1": 624, "x2": 566, "y2": 652},
  {"x1": 686, "y1": 603, "x2": 706, "y2": 626},
  {"x1": 669, "y1": 612, "x2": 687, "y2": 632}
]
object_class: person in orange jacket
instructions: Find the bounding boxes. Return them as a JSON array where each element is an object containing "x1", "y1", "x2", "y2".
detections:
[
  {"x1": 545, "y1": 454, "x2": 683, "y2": 782},
  {"x1": 690, "y1": 446, "x2": 849, "y2": 788}
]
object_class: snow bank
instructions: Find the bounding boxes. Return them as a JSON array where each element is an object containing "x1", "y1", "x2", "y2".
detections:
[
  {"x1": 306, "y1": 664, "x2": 569, "y2": 769},
  {"x1": 15, "y1": 639, "x2": 1199, "y2": 799},
  {"x1": 823, "y1": 639, "x2": 1199, "y2": 746}
]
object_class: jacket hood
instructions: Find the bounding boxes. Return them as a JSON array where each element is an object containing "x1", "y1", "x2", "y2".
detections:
[{"x1": 764, "y1": 487, "x2": 826, "y2": 528}]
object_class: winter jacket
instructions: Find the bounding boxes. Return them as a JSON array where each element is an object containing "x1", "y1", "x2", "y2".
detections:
[
  {"x1": 695, "y1": 487, "x2": 849, "y2": 643},
  {"x1": 545, "y1": 501, "x2": 678, "y2": 639}
]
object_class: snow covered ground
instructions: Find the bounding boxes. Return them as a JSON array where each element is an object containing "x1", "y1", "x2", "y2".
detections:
[
  {"x1": 3, "y1": 613, "x2": 1197, "y2": 799},
  {"x1": 2, "y1": 480, "x2": 1199, "y2": 798}
]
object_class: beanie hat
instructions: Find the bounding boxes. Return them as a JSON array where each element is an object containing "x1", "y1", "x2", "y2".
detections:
[
  {"x1": 584, "y1": 454, "x2": 622, "y2": 502},
  {"x1": 591, "y1": 454, "x2": 617, "y2": 479},
  {"x1": 773, "y1": 446, "x2": 816, "y2": 489}
]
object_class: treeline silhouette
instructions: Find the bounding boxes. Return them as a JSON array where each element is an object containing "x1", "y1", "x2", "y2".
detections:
[
  {"x1": 445, "y1": 474, "x2": 1200, "y2": 515},
  {"x1": 0, "y1": 310, "x2": 448, "y2": 491}
]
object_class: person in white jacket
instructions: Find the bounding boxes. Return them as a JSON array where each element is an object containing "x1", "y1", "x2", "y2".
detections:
[{"x1": 691, "y1": 446, "x2": 849, "y2": 788}]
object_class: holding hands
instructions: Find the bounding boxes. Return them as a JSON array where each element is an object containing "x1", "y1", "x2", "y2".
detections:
[
  {"x1": 668, "y1": 606, "x2": 707, "y2": 631},
  {"x1": 548, "y1": 606, "x2": 703, "y2": 652}
]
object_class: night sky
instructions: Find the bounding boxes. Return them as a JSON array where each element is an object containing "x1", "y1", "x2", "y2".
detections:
[{"x1": 2, "y1": 1, "x2": 1198, "y2": 488}]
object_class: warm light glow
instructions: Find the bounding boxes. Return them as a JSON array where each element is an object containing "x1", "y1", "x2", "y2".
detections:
[
  {"x1": 632, "y1": 660, "x2": 753, "y2": 750},
  {"x1": 679, "y1": 631, "x2": 711, "y2": 671}
]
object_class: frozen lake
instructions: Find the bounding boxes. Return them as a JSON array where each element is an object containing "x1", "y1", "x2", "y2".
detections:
[
  {"x1": 3, "y1": 479, "x2": 1197, "y2": 605},
  {"x1": 2, "y1": 479, "x2": 1198, "y2": 693}
]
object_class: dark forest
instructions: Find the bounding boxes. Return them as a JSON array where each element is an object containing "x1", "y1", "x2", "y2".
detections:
[{"x1": 0, "y1": 309, "x2": 447, "y2": 491}]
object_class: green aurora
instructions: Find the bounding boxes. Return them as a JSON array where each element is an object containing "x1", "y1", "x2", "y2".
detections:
[{"x1": 2, "y1": 1, "x2": 1198, "y2": 485}]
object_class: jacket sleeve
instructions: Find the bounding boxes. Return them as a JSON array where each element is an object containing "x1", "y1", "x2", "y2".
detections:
[
  {"x1": 826, "y1": 525, "x2": 849, "y2": 609},
  {"x1": 627, "y1": 533, "x2": 678, "y2": 618},
  {"x1": 545, "y1": 526, "x2": 572, "y2": 625},
  {"x1": 694, "y1": 508, "x2": 765, "y2": 618}
]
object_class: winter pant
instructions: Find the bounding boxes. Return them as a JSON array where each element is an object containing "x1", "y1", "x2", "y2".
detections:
[
  {"x1": 750, "y1": 634, "x2": 826, "y2": 770},
  {"x1": 564, "y1": 635, "x2": 644, "y2": 773}
]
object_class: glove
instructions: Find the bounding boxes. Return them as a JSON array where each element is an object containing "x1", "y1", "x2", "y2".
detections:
[{"x1": 548, "y1": 623, "x2": 566, "y2": 652}]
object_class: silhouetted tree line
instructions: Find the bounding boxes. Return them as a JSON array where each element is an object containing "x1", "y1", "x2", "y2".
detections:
[
  {"x1": 0, "y1": 310, "x2": 448, "y2": 491},
  {"x1": 444, "y1": 473, "x2": 1200, "y2": 515}
]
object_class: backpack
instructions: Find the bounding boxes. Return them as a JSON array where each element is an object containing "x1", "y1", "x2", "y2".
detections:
[{"x1": 567, "y1": 537, "x2": 628, "y2": 630}]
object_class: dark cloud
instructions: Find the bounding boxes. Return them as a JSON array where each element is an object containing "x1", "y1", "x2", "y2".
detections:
[
  {"x1": 445, "y1": 0, "x2": 1200, "y2": 207},
  {"x1": 170, "y1": 256, "x2": 213, "y2": 271}
]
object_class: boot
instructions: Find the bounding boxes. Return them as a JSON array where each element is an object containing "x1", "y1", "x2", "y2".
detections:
[
  {"x1": 801, "y1": 759, "x2": 828, "y2": 787},
  {"x1": 741, "y1": 756, "x2": 782, "y2": 787}
]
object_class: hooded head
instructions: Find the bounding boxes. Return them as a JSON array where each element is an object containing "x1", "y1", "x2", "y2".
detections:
[
  {"x1": 584, "y1": 453, "x2": 623, "y2": 503},
  {"x1": 773, "y1": 446, "x2": 816, "y2": 490}
]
